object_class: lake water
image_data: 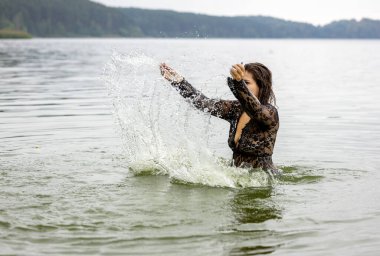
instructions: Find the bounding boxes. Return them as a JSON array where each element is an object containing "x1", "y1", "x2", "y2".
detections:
[{"x1": 1, "y1": 39, "x2": 380, "y2": 255}]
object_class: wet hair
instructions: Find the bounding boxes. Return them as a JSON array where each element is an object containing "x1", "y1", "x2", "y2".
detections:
[{"x1": 244, "y1": 62, "x2": 276, "y2": 106}]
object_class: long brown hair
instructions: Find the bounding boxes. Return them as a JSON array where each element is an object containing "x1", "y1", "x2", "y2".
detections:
[{"x1": 244, "y1": 62, "x2": 276, "y2": 106}]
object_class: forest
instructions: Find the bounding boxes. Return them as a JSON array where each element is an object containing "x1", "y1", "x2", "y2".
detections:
[{"x1": 1, "y1": 0, "x2": 379, "y2": 38}]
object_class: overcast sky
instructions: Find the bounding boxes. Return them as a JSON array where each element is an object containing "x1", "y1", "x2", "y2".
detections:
[{"x1": 91, "y1": 0, "x2": 380, "y2": 25}]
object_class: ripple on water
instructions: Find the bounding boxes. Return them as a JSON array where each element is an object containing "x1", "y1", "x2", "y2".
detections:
[{"x1": 277, "y1": 165, "x2": 324, "y2": 184}]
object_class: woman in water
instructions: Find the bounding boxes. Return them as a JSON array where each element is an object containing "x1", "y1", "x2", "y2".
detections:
[{"x1": 159, "y1": 62, "x2": 279, "y2": 174}]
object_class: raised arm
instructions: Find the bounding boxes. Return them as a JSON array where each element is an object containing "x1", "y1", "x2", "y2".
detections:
[
  {"x1": 160, "y1": 63, "x2": 236, "y2": 121},
  {"x1": 171, "y1": 79, "x2": 236, "y2": 121},
  {"x1": 228, "y1": 64, "x2": 278, "y2": 127},
  {"x1": 227, "y1": 77, "x2": 278, "y2": 127}
]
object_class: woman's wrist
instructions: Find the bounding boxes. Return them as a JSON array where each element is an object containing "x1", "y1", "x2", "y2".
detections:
[
  {"x1": 172, "y1": 76, "x2": 184, "y2": 84},
  {"x1": 171, "y1": 77, "x2": 184, "y2": 86}
]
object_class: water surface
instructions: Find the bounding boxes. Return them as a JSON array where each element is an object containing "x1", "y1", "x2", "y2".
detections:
[{"x1": 1, "y1": 39, "x2": 380, "y2": 255}]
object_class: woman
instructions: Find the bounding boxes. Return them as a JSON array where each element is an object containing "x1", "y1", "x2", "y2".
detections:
[{"x1": 159, "y1": 62, "x2": 280, "y2": 175}]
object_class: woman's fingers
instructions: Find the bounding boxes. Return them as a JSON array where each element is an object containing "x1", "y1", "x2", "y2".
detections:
[
  {"x1": 160, "y1": 65, "x2": 166, "y2": 76},
  {"x1": 159, "y1": 63, "x2": 183, "y2": 83},
  {"x1": 230, "y1": 67, "x2": 241, "y2": 81},
  {"x1": 233, "y1": 64, "x2": 245, "y2": 77},
  {"x1": 166, "y1": 67, "x2": 177, "y2": 76},
  {"x1": 160, "y1": 67, "x2": 172, "y2": 81},
  {"x1": 231, "y1": 67, "x2": 239, "y2": 75},
  {"x1": 230, "y1": 67, "x2": 237, "y2": 77},
  {"x1": 232, "y1": 65, "x2": 241, "y2": 78},
  {"x1": 160, "y1": 63, "x2": 174, "y2": 80},
  {"x1": 159, "y1": 63, "x2": 167, "y2": 70},
  {"x1": 234, "y1": 64, "x2": 245, "y2": 74},
  {"x1": 229, "y1": 63, "x2": 245, "y2": 81},
  {"x1": 160, "y1": 63, "x2": 172, "y2": 72}
]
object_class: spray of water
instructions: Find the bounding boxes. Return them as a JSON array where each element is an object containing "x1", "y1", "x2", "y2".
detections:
[{"x1": 103, "y1": 51, "x2": 273, "y2": 188}]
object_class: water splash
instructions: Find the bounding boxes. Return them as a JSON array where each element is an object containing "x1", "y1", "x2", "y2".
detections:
[{"x1": 103, "y1": 51, "x2": 273, "y2": 188}]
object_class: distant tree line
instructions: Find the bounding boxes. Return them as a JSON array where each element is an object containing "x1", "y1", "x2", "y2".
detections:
[{"x1": 0, "y1": 0, "x2": 379, "y2": 38}]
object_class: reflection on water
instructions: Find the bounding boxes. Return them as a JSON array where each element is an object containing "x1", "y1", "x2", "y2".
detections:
[
  {"x1": 227, "y1": 188, "x2": 281, "y2": 255},
  {"x1": 231, "y1": 188, "x2": 281, "y2": 224},
  {"x1": 229, "y1": 245, "x2": 278, "y2": 256}
]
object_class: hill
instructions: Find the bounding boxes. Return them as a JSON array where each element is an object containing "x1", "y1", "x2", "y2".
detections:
[{"x1": 0, "y1": 0, "x2": 379, "y2": 38}]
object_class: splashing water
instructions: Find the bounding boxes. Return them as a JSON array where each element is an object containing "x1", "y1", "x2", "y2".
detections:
[{"x1": 103, "y1": 51, "x2": 273, "y2": 188}]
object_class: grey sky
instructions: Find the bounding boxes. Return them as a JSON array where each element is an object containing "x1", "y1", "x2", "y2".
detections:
[{"x1": 91, "y1": 0, "x2": 380, "y2": 25}]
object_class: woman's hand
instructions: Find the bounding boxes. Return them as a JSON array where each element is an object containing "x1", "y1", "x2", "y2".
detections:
[
  {"x1": 230, "y1": 64, "x2": 245, "y2": 81},
  {"x1": 159, "y1": 63, "x2": 184, "y2": 83}
]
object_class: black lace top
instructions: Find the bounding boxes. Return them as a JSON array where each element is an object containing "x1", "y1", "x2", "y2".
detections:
[{"x1": 171, "y1": 77, "x2": 279, "y2": 171}]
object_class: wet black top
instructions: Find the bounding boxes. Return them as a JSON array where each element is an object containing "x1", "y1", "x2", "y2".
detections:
[{"x1": 171, "y1": 77, "x2": 279, "y2": 171}]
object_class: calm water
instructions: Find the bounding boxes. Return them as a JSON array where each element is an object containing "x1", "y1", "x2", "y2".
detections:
[{"x1": 1, "y1": 39, "x2": 380, "y2": 255}]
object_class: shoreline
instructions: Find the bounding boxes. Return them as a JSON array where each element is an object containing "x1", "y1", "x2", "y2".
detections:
[{"x1": 0, "y1": 29, "x2": 32, "y2": 39}]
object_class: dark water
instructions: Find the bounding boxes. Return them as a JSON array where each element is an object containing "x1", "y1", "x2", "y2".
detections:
[{"x1": 1, "y1": 39, "x2": 380, "y2": 255}]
